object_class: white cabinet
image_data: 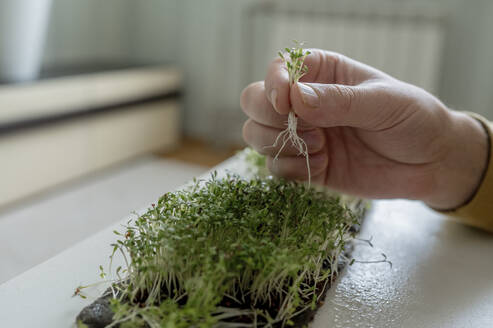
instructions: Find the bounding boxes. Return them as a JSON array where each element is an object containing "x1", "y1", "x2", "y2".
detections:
[{"x1": 0, "y1": 66, "x2": 182, "y2": 207}]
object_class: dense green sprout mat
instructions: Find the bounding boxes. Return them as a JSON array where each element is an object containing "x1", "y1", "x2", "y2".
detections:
[{"x1": 76, "y1": 150, "x2": 365, "y2": 328}]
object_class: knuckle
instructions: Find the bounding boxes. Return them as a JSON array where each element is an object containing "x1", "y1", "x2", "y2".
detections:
[
  {"x1": 304, "y1": 129, "x2": 325, "y2": 153},
  {"x1": 309, "y1": 152, "x2": 329, "y2": 173},
  {"x1": 332, "y1": 84, "x2": 356, "y2": 112},
  {"x1": 272, "y1": 56, "x2": 284, "y2": 65},
  {"x1": 324, "y1": 51, "x2": 343, "y2": 64},
  {"x1": 323, "y1": 51, "x2": 344, "y2": 69}
]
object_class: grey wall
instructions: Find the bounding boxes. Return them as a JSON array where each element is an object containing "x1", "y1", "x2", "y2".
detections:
[
  {"x1": 41, "y1": 0, "x2": 493, "y2": 143},
  {"x1": 129, "y1": 0, "x2": 257, "y2": 144},
  {"x1": 42, "y1": 0, "x2": 134, "y2": 68},
  {"x1": 438, "y1": 0, "x2": 493, "y2": 118}
]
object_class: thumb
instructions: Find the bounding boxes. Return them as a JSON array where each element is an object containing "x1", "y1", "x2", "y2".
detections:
[{"x1": 291, "y1": 82, "x2": 391, "y2": 130}]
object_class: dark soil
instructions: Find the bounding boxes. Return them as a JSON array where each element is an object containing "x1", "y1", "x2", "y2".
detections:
[
  {"x1": 77, "y1": 293, "x2": 115, "y2": 328},
  {"x1": 76, "y1": 245, "x2": 355, "y2": 328}
]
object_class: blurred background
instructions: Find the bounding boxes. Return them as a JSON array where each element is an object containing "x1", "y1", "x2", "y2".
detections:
[{"x1": 1, "y1": 0, "x2": 492, "y2": 283}]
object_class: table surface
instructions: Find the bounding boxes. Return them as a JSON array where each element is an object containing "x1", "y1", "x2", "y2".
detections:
[
  {"x1": 0, "y1": 156, "x2": 206, "y2": 284},
  {"x1": 1, "y1": 156, "x2": 492, "y2": 327}
]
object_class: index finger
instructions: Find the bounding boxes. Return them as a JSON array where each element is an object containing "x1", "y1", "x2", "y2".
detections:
[
  {"x1": 240, "y1": 81, "x2": 314, "y2": 130},
  {"x1": 264, "y1": 57, "x2": 291, "y2": 115}
]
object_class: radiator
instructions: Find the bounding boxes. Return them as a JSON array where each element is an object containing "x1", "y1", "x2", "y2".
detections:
[{"x1": 248, "y1": 1, "x2": 446, "y2": 94}]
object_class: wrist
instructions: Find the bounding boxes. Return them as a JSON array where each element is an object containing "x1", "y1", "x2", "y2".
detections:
[{"x1": 424, "y1": 111, "x2": 489, "y2": 210}]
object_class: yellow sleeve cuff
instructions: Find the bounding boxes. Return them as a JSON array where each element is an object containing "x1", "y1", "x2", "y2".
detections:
[{"x1": 440, "y1": 113, "x2": 493, "y2": 233}]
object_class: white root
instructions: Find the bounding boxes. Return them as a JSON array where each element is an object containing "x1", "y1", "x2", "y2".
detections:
[{"x1": 271, "y1": 111, "x2": 311, "y2": 185}]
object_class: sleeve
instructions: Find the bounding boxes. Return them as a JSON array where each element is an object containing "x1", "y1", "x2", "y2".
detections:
[{"x1": 439, "y1": 113, "x2": 493, "y2": 232}]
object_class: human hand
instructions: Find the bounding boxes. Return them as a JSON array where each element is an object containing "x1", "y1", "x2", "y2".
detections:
[{"x1": 241, "y1": 49, "x2": 488, "y2": 209}]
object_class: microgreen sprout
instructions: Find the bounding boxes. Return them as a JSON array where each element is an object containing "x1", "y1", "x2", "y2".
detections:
[
  {"x1": 79, "y1": 170, "x2": 361, "y2": 327},
  {"x1": 243, "y1": 147, "x2": 269, "y2": 177},
  {"x1": 73, "y1": 286, "x2": 85, "y2": 299},
  {"x1": 272, "y1": 41, "x2": 312, "y2": 184},
  {"x1": 73, "y1": 281, "x2": 105, "y2": 299},
  {"x1": 352, "y1": 252, "x2": 393, "y2": 269}
]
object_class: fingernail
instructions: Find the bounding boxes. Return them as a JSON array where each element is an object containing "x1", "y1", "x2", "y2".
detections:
[
  {"x1": 298, "y1": 83, "x2": 320, "y2": 108},
  {"x1": 270, "y1": 89, "x2": 278, "y2": 111}
]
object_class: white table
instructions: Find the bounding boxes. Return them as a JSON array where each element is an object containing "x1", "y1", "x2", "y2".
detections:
[
  {"x1": 0, "y1": 156, "x2": 206, "y2": 284},
  {"x1": 1, "y1": 156, "x2": 492, "y2": 327}
]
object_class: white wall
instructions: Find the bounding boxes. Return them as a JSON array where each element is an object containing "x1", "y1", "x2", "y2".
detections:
[
  {"x1": 130, "y1": 0, "x2": 258, "y2": 144},
  {"x1": 41, "y1": 0, "x2": 256, "y2": 143},
  {"x1": 40, "y1": 0, "x2": 493, "y2": 143},
  {"x1": 42, "y1": 0, "x2": 134, "y2": 68},
  {"x1": 438, "y1": 0, "x2": 493, "y2": 118}
]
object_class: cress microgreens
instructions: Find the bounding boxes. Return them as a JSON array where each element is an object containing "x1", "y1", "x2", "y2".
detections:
[
  {"x1": 77, "y1": 149, "x2": 362, "y2": 327},
  {"x1": 271, "y1": 41, "x2": 312, "y2": 184},
  {"x1": 278, "y1": 41, "x2": 310, "y2": 86}
]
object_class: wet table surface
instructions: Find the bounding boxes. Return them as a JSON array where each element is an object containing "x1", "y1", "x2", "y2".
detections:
[{"x1": 1, "y1": 156, "x2": 493, "y2": 327}]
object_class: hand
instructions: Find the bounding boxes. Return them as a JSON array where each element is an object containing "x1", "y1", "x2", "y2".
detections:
[{"x1": 241, "y1": 49, "x2": 488, "y2": 209}]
